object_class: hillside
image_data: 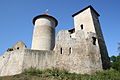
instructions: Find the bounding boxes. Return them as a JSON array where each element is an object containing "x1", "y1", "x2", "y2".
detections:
[{"x1": 0, "y1": 68, "x2": 120, "y2": 80}]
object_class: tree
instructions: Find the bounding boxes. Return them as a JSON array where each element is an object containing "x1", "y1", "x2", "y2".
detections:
[
  {"x1": 110, "y1": 43, "x2": 120, "y2": 72},
  {"x1": 110, "y1": 56, "x2": 120, "y2": 72},
  {"x1": 118, "y1": 43, "x2": 120, "y2": 56},
  {"x1": 110, "y1": 56, "x2": 116, "y2": 62}
]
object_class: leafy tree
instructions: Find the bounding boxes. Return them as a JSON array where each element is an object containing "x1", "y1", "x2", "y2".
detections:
[
  {"x1": 110, "y1": 56, "x2": 120, "y2": 72},
  {"x1": 110, "y1": 43, "x2": 120, "y2": 72},
  {"x1": 118, "y1": 43, "x2": 120, "y2": 56},
  {"x1": 110, "y1": 56, "x2": 116, "y2": 62},
  {"x1": 110, "y1": 43, "x2": 120, "y2": 71}
]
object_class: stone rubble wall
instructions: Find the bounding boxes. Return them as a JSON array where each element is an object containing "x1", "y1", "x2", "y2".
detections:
[
  {"x1": 0, "y1": 49, "x2": 56, "y2": 76},
  {"x1": 54, "y1": 30, "x2": 102, "y2": 74},
  {"x1": 22, "y1": 49, "x2": 56, "y2": 70},
  {"x1": 0, "y1": 30, "x2": 102, "y2": 76},
  {"x1": 0, "y1": 50, "x2": 25, "y2": 76}
]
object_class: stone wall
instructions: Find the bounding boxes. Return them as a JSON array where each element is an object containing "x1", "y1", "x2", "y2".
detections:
[
  {"x1": 31, "y1": 16, "x2": 56, "y2": 50},
  {"x1": 0, "y1": 50, "x2": 25, "y2": 76},
  {"x1": 91, "y1": 9, "x2": 110, "y2": 69},
  {"x1": 22, "y1": 49, "x2": 56, "y2": 70},
  {"x1": 0, "y1": 31, "x2": 103, "y2": 76},
  {"x1": 0, "y1": 49, "x2": 56, "y2": 76},
  {"x1": 54, "y1": 30, "x2": 102, "y2": 74}
]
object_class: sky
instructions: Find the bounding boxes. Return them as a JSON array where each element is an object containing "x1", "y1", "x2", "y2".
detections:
[{"x1": 0, "y1": 0, "x2": 120, "y2": 56}]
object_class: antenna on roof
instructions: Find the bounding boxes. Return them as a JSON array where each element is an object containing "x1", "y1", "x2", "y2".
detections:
[{"x1": 45, "y1": 9, "x2": 49, "y2": 13}]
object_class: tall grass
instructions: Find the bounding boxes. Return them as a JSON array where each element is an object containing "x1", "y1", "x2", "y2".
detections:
[{"x1": 22, "y1": 68, "x2": 120, "y2": 80}]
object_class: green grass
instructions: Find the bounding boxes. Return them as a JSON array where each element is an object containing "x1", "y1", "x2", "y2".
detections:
[{"x1": 0, "y1": 68, "x2": 120, "y2": 80}]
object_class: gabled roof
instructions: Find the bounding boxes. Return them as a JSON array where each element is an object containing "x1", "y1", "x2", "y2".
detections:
[{"x1": 72, "y1": 5, "x2": 100, "y2": 17}]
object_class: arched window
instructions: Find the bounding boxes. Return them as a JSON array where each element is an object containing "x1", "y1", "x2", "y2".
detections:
[
  {"x1": 92, "y1": 37, "x2": 96, "y2": 45},
  {"x1": 60, "y1": 48, "x2": 62, "y2": 54}
]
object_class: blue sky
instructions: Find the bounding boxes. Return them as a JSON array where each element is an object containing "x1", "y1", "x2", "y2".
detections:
[{"x1": 0, "y1": 0, "x2": 120, "y2": 56}]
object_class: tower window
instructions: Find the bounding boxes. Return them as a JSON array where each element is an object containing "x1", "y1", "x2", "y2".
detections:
[
  {"x1": 60, "y1": 48, "x2": 62, "y2": 54},
  {"x1": 80, "y1": 24, "x2": 83, "y2": 30},
  {"x1": 92, "y1": 37, "x2": 96, "y2": 45}
]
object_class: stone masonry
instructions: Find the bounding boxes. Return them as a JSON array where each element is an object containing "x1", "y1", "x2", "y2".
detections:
[{"x1": 0, "y1": 5, "x2": 109, "y2": 76}]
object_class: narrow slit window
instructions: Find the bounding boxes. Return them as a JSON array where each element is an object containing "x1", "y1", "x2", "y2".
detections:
[
  {"x1": 60, "y1": 48, "x2": 62, "y2": 54},
  {"x1": 92, "y1": 37, "x2": 96, "y2": 45},
  {"x1": 69, "y1": 47, "x2": 71, "y2": 54},
  {"x1": 80, "y1": 24, "x2": 83, "y2": 30}
]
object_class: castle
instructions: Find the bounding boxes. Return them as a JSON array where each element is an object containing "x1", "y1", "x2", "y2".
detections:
[{"x1": 0, "y1": 5, "x2": 110, "y2": 76}]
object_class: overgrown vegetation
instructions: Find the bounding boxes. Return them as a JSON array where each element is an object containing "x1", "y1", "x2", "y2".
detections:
[{"x1": 0, "y1": 68, "x2": 120, "y2": 80}]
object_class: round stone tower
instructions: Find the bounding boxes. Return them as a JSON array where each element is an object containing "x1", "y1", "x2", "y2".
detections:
[{"x1": 31, "y1": 14, "x2": 58, "y2": 50}]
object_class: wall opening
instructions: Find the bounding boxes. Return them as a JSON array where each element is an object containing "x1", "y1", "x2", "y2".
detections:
[
  {"x1": 17, "y1": 47, "x2": 19, "y2": 50},
  {"x1": 60, "y1": 48, "x2": 62, "y2": 54},
  {"x1": 92, "y1": 37, "x2": 96, "y2": 45},
  {"x1": 7, "y1": 48, "x2": 13, "y2": 52},
  {"x1": 69, "y1": 47, "x2": 71, "y2": 54},
  {"x1": 68, "y1": 28, "x2": 75, "y2": 34},
  {"x1": 80, "y1": 24, "x2": 83, "y2": 30}
]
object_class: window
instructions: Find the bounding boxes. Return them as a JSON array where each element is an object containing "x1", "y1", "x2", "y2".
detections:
[
  {"x1": 68, "y1": 28, "x2": 75, "y2": 34},
  {"x1": 80, "y1": 24, "x2": 83, "y2": 30},
  {"x1": 60, "y1": 48, "x2": 62, "y2": 54},
  {"x1": 7, "y1": 48, "x2": 13, "y2": 52},
  {"x1": 17, "y1": 47, "x2": 19, "y2": 50},
  {"x1": 69, "y1": 47, "x2": 71, "y2": 54},
  {"x1": 92, "y1": 37, "x2": 96, "y2": 45}
]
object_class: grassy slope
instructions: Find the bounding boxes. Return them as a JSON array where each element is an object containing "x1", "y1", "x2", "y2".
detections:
[{"x1": 0, "y1": 68, "x2": 120, "y2": 80}]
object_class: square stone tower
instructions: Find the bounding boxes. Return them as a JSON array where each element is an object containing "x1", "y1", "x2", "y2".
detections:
[{"x1": 72, "y1": 5, "x2": 110, "y2": 69}]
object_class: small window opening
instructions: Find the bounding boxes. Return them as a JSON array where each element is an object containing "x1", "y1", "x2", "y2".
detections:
[
  {"x1": 69, "y1": 47, "x2": 71, "y2": 54},
  {"x1": 68, "y1": 28, "x2": 75, "y2": 34},
  {"x1": 60, "y1": 48, "x2": 62, "y2": 54},
  {"x1": 92, "y1": 37, "x2": 96, "y2": 45},
  {"x1": 7, "y1": 48, "x2": 13, "y2": 52},
  {"x1": 80, "y1": 24, "x2": 83, "y2": 30},
  {"x1": 17, "y1": 47, "x2": 19, "y2": 50}
]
